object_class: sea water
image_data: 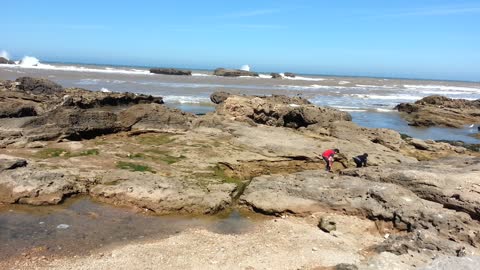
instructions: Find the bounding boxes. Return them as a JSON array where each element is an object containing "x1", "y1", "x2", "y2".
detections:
[{"x1": 1, "y1": 58, "x2": 479, "y2": 143}]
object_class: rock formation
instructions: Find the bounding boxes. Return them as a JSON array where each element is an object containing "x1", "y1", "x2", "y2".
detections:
[
  {"x1": 271, "y1": 73, "x2": 282, "y2": 79},
  {"x1": 213, "y1": 68, "x2": 259, "y2": 77},
  {"x1": 150, "y1": 68, "x2": 192, "y2": 76},
  {"x1": 396, "y1": 95, "x2": 480, "y2": 128},
  {"x1": 0, "y1": 57, "x2": 15, "y2": 64}
]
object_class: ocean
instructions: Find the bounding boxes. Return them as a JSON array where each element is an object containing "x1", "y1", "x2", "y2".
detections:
[{"x1": 1, "y1": 57, "x2": 479, "y2": 143}]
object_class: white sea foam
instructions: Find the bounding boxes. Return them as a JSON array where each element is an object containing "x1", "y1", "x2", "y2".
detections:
[
  {"x1": 19, "y1": 56, "x2": 46, "y2": 67},
  {"x1": 278, "y1": 84, "x2": 346, "y2": 91},
  {"x1": 192, "y1": 73, "x2": 211, "y2": 77},
  {"x1": 259, "y1": 74, "x2": 272, "y2": 79},
  {"x1": 404, "y1": 84, "x2": 480, "y2": 92},
  {"x1": 0, "y1": 50, "x2": 9, "y2": 60},
  {"x1": 100, "y1": 87, "x2": 112, "y2": 93},
  {"x1": 352, "y1": 94, "x2": 422, "y2": 100},
  {"x1": 240, "y1": 65, "x2": 250, "y2": 71},
  {"x1": 376, "y1": 108, "x2": 395, "y2": 112},
  {"x1": 338, "y1": 81, "x2": 350, "y2": 85},
  {"x1": 162, "y1": 95, "x2": 211, "y2": 104},
  {"x1": 280, "y1": 74, "x2": 327, "y2": 81},
  {"x1": 0, "y1": 55, "x2": 152, "y2": 76}
]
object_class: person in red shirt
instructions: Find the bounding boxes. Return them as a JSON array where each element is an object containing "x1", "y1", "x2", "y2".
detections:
[{"x1": 322, "y1": 148, "x2": 339, "y2": 172}]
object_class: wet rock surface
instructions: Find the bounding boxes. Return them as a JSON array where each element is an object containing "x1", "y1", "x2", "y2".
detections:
[
  {"x1": 396, "y1": 95, "x2": 480, "y2": 128},
  {"x1": 149, "y1": 68, "x2": 192, "y2": 76},
  {"x1": 213, "y1": 68, "x2": 259, "y2": 77}
]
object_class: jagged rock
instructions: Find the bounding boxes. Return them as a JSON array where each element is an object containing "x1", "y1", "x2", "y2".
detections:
[
  {"x1": 15, "y1": 77, "x2": 64, "y2": 95},
  {"x1": 0, "y1": 102, "x2": 37, "y2": 118},
  {"x1": 118, "y1": 103, "x2": 195, "y2": 131},
  {"x1": 0, "y1": 155, "x2": 27, "y2": 172},
  {"x1": 215, "y1": 95, "x2": 350, "y2": 128},
  {"x1": 0, "y1": 57, "x2": 15, "y2": 64},
  {"x1": 213, "y1": 68, "x2": 259, "y2": 77},
  {"x1": 342, "y1": 157, "x2": 480, "y2": 220},
  {"x1": 284, "y1": 72, "x2": 296, "y2": 78},
  {"x1": 150, "y1": 68, "x2": 192, "y2": 76},
  {"x1": 318, "y1": 217, "x2": 337, "y2": 233},
  {"x1": 21, "y1": 107, "x2": 123, "y2": 141},
  {"x1": 63, "y1": 88, "x2": 163, "y2": 109},
  {"x1": 396, "y1": 95, "x2": 480, "y2": 128},
  {"x1": 210, "y1": 91, "x2": 232, "y2": 104},
  {"x1": 327, "y1": 121, "x2": 405, "y2": 151},
  {"x1": 271, "y1": 73, "x2": 282, "y2": 79}
]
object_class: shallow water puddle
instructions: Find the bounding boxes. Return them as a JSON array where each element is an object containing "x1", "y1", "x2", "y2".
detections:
[{"x1": 0, "y1": 197, "x2": 260, "y2": 261}]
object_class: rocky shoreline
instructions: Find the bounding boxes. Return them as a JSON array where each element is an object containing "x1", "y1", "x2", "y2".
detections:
[
  {"x1": 396, "y1": 95, "x2": 480, "y2": 128},
  {"x1": 1, "y1": 77, "x2": 480, "y2": 269}
]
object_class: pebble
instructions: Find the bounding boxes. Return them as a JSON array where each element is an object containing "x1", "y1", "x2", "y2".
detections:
[
  {"x1": 312, "y1": 247, "x2": 318, "y2": 251},
  {"x1": 56, "y1": 224, "x2": 70, "y2": 229}
]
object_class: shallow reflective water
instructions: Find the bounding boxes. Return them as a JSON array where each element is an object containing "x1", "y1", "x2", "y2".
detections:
[{"x1": 0, "y1": 197, "x2": 260, "y2": 261}]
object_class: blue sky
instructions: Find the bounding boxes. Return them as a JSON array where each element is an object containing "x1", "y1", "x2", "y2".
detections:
[{"x1": 1, "y1": 0, "x2": 480, "y2": 81}]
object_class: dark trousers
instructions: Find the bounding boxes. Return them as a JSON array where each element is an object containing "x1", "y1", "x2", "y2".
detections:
[
  {"x1": 323, "y1": 156, "x2": 331, "y2": 171},
  {"x1": 353, "y1": 157, "x2": 364, "y2": 168}
]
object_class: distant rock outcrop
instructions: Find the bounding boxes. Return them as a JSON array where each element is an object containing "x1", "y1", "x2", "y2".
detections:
[
  {"x1": 150, "y1": 68, "x2": 192, "y2": 76},
  {"x1": 395, "y1": 95, "x2": 480, "y2": 128},
  {"x1": 283, "y1": 72, "x2": 296, "y2": 78},
  {"x1": 271, "y1": 73, "x2": 282, "y2": 79},
  {"x1": 213, "y1": 68, "x2": 259, "y2": 77},
  {"x1": 0, "y1": 57, "x2": 15, "y2": 64}
]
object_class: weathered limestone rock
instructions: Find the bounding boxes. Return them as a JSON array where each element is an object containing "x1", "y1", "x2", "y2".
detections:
[
  {"x1": 215, "y1": 95, "x2": 350, "y2": 128},
  {"x1": 396, "y1": 95, "x2": 480, "y2": 128}
]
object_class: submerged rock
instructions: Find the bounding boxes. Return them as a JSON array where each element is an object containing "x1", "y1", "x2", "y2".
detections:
[
  {"x1": 150, "y1": 68, "x2": 192, "y2": 76},
  {"x1": 395, "y1": 95, "x2": 480, "y2": 128}
]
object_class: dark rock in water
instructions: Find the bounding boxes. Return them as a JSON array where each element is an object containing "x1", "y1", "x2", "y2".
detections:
[
  {"x1": 335, "y1": 264, "x2": 358, "y2": 270},
  {"x1": 395, "y1": 95, "x2": 480, "y2": 128},
  {"x1": 283, "y1": 72, "x2": 296, "y2": 78},
  {"x1": 15, "y1": 77, "x2": 64, "y2": 95},
  {"x1": 0, "y1": 157, "x2": 27, "y2": 172},
  {"x1": 64, "y1": 88, "x2": 164, "y2": 109},
  {"x1": 0, "y1": 57, "x2": 15, "y2": 65},
  {"x1": 213, "y1": 68, "x2": 259, "y2": 77},
  {"x1": 270, "y1": 73, "x2": 282, "y2": 79},
  {"x1": 150, "y1": 68, "x2": 192, "y2": 76},
  {"x1": 210, "y1": 91, "x2": 232, "y2": 104}
]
